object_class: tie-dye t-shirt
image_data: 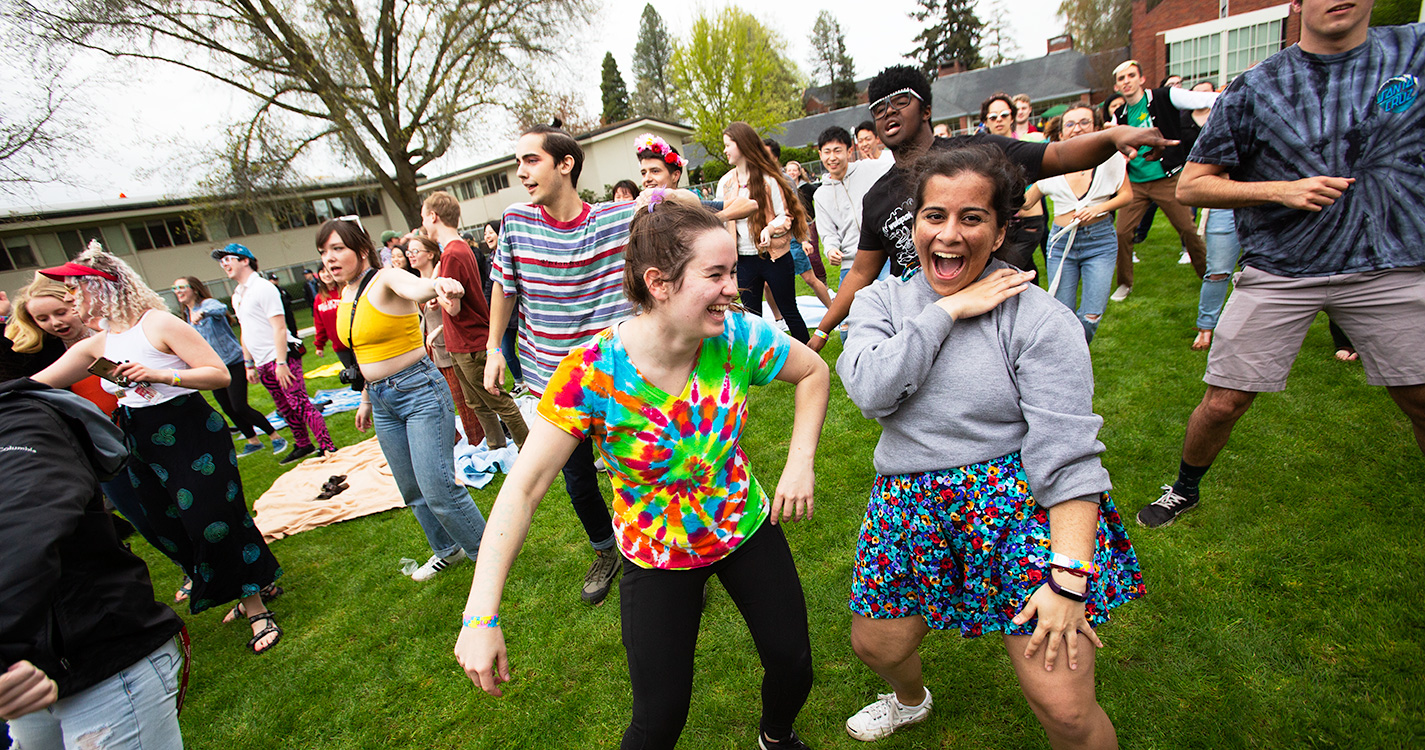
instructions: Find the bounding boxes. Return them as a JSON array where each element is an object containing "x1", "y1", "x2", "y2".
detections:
[{"x1": 538, "y1": 312, "x2": 791, "y2": 570}]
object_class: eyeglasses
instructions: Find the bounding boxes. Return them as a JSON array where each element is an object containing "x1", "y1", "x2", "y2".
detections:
[
  {"x1": 1062, "y1": 118, "x2": 1095, "y2": 131},
  {"x1": 870, "y1": 88, "x2": 924, "y2": 119},
  {"x1": 984, "y1": 112, "x2": 1014, "y2": 122}
]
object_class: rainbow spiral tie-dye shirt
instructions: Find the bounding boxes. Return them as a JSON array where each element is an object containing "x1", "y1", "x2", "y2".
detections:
[{"x1": 538, "y1": 312, "x2": 791, "y2": 570}]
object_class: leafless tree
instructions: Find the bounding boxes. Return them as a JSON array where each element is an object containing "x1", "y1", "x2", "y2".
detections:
[
  {"x1": 0, "y1": 54, "x2": 85, "y2": 195},
  {"x1": 17, "y1": 0, "x2": 593, "y2": 226}
]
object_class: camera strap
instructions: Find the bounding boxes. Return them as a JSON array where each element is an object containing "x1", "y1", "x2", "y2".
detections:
[{"x1": 341, "y1": 268, "x2": 378, "y2": 350}]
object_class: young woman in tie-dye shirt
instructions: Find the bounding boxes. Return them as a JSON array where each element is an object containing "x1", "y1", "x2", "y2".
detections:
[{"x1": 455, "y1": 200, "x2": 830, "y2": 750}]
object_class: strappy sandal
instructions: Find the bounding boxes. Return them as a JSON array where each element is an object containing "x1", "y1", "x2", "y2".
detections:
[
  {"x1": 316, "y1": 481, "x2": 350, "y2": 500},
  {"x1": 321, "y1": 475, "x2": 347, "y2": 492},
  {"x1": 247, "y1": 611, "x2": 282, "y2": 655},
  {"x1": 175, "y1": 576, "x2": 192, "y2": 602},
  {"x1": 223, "y1": 584, "x2": 285, "y2": 623}
]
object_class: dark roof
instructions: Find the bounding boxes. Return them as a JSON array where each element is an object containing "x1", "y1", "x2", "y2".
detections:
[
  {"x1": 423, "y1": 116, "x2": 693, "y2": 185},
  {"x1": 929, "y1": 49, "x2": 1114, "y2": 119}
]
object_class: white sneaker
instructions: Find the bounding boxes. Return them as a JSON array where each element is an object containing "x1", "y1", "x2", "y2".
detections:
[
  {"x1": 1132, "y1": 252, "x2": 1140, "y2": 263},
  {"x1": 1178, "y1": 250, "x2": 1191, "y2": 264},
  {"x1": 846, "y1": 689, "x2": 932, "y2": 741},
  {"x1": 411, "y1": 549, "x2": 468, "y2": 581},
  {"x1": 1109, "y1": 284, "x2": 1132, "y2": 302}
]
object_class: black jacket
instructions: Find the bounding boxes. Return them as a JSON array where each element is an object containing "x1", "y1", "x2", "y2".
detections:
[
  {"x1": 0, "y1": 379, "x2": 183, "y2": 698},
  {"x1": 1112, "y1": 87, "x2": 1193, "y2": 177}
]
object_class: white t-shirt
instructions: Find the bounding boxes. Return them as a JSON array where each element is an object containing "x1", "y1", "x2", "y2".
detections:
[
  {"x1": 717, "y1": 173, "x2": 786, "y2": 257},
  {"x1": 233, "y1": 274, "x2": 294, "y2": 366}
]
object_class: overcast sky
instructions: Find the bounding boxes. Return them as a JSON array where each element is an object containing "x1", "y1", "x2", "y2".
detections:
[{"x1": 6, "y1": 0, "x2": 1065, "y2": 211}]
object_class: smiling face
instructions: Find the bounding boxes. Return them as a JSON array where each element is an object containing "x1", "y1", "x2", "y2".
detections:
[
  {"x1": 985, "y1": 100, "x2": 1015, "y2": 137},
  {"x1": 319, "y1": 230, "x2": 368, "y2": 284},
  {"x1": 914, "y1": 172, "x2": 1006, "y2": 298},
  {"x1": 515, "y1": 132, "x2": 573, "y2": 206},
  {"x1": 783, "y1": 161, "x2": 803, "y2": 182},
  {"x1": 818, "y1": 142, "x2": 850, "y2": 181},
  {"x1": 640, "y1": 158, "x2": 678, "y2": 189},
  {"x1": 1060, "y1": 106, "x2": 1097, "y2": 140},
  {"x1": 26, "y1": 295, "x2": 85, "y2": 343},
  {"x1": 483, "y1": 225, "x2": 498, "y2": 248},
  {"x1": 857, "y1": 128, "x2": 880, "y2": 158},
  {"x1": 722, "y1": 135, "x2": 743, "y2": 167},
  {"x1": 318, "y1": 267, "x2": 334, "y2": 287},
  {"x1": 648, "y1": 228, "x2": 739, "y2": 339},
  {"x1": 171, "y1": 278, "x2": 193, "y2": 306}
]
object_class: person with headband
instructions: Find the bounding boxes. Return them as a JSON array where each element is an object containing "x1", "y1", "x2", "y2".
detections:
[{"x1": 457, "y1": 200, "x2": 829, "y2": 750}]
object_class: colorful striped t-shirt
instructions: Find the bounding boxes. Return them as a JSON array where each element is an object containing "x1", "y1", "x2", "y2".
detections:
[
  {"x1": 492, "y1": 201, "x2": 636, "y2": 394},
  {"x1": 538, "y1": 313, "x2": 792, "y2": 570}
]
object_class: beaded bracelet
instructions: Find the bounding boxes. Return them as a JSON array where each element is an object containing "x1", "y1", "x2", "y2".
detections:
[
  {"x1": 462, "y1": 613, "x2": 500, "y2": 629},
  {"x1": 1049, "y1": 551, "x2": 1099, "y2": 577}
]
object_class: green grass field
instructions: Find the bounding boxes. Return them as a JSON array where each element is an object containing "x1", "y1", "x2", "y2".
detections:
[{"x1": 122, "y1": 228, "x2": 1422, "y2": 749}]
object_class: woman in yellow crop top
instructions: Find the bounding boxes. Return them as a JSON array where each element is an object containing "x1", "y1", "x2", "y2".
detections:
[{"x1": 317, "y1": 219, "x2": 489, "y2": 581}]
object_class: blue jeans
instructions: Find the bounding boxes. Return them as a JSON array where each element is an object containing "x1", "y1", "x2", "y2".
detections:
[
  {"x1": 1197, "y1": 209, "x2": 1241, "y2": 331},
  {"x1": 1045, "y1": 219, "x2": 1117, "y2": 342},
  {"x1": 8, "y1": 640, "x2": 183, "y2": 750},
  {"x1": 366, "y1": 358, "x2": 487, "y2": 558}
]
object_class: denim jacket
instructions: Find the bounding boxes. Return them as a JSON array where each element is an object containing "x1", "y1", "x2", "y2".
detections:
[{"x1": 190, "y1": 298, "x2": 243, "y2": 365}]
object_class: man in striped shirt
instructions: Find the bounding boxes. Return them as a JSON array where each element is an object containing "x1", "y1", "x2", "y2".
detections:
[{"x1": 482, "y1": 124, "x2": 700, "y2": 604}]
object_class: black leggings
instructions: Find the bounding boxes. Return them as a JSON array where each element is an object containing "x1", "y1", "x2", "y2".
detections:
[
  {"x1": 211, "y1": 361, "x2": 276, "y2": 439},
  {"x1": 619, "y1": 522, "x2": 813, "y2": 749},
  {"x1": 736, "y1": 254, "x2": 809, "y2": 342},
  {"x1": 563, "y1": 438, "x2": 614, "y2": 548}
]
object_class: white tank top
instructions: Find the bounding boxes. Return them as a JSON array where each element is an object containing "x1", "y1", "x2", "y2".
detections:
[{"x1": 102, "y1": 310, "x2": 197, "y2": 407}]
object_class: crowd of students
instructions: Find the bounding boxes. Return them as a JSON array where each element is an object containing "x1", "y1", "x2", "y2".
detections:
[{"x1": 3, "y1": 2, "x2": 1423, "y2": 747}]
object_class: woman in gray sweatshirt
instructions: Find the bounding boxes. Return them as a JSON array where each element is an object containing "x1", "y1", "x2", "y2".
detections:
[{"x1": 836, "y1": 145, "x2": 1144, "y2": 747}]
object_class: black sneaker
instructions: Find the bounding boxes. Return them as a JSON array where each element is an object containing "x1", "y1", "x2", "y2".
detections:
[
  {"x1": 278, "y1": 445, "x2": 319, "y2": 465},
  {"x1": 1136, "y1": 485, "x2": 1199, "y2": 528},
  {"x1": 581, "y1": 549, "x2": 620, "y2": 604},
  {"x1": 759, "y1": 729, "x2": 812, "y2": 750}
]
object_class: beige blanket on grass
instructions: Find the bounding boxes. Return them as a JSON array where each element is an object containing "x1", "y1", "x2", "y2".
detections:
[{"x1": 252, "y1": 437, "x2": 406, "y2": 542}]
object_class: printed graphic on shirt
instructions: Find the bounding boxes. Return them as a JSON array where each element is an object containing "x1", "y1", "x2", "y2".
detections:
[
  {"x1": 1377, "y1": 73, "x2": 1417, "y2": 113},
  {"x1": 880, "y1": 196, "x2": 919, "y2": 276},
  {"x1": 538, "y1": 312, "x2": 790, "y2": 570}
]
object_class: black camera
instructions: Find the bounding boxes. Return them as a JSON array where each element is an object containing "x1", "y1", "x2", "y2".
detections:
[{"x1": 339, "y1": 365, "x2": 365, "y2": 393}]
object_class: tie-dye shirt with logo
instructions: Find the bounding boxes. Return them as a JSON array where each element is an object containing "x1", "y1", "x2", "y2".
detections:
[{"x1": 538, "y1": 312, "x2": 791, "y2": 570}]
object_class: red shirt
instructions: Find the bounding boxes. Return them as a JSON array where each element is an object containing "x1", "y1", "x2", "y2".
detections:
[
  {"x1": 312, "y1": 288, "x2": 348, "y2": 352},
  {"x1": 438, "y1": 239, "x2": 493, "y2": 353}
]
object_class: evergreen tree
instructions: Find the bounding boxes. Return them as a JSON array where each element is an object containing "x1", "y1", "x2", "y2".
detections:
[
  {"x1": 808, "y1": 11, "x2": 858, "y2": 109},
  {"x1": 981, "y1": 0, "x2": 1020, "y2": 67},
  {"x1": 632, "y1": 4, "x2": 677, "y2": 120},
  {"x1": 908, "y1": 0, "x2": 984, "y2": 75},
  {"x1": 601, "y1": 52, "x2": 632, "y2": 124}
]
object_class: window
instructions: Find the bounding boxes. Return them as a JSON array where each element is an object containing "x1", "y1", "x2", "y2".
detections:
[
  {"x1": 354, "y1": 192, "x2": 382, "y2": 217},
  {"x1": 125, "y1": 216, "x2": 207, "y2": 251},
  {"x1": 1165, "y1": 5, "x2": 1289, "y2": 88},
  {"x1": 481, "y1": 172, "x2": 510, "y2": 195},
  {"x1": 226, "y1": 210, "x2": 260, "y2": 238},
  {"x1": 0, "y1": 236, "x2": 36, "y2": 271},
  {"x1": 56, "y1": 226, "x2": 106, "y2": 259},
  {"x1": 1166, "y1": 33, "x2": 1221, "y2": 86},
  {"x1": 454, "y1": 179, "x2": 477, "y2": 201},
  {"x1": 1226, "y1": 20, "x2": 1285, "y2": 80}
]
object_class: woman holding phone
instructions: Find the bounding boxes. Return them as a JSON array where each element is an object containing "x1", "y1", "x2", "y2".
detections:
[{"x1": 33, "y1": 244, "x2": 286, "y2": 655}]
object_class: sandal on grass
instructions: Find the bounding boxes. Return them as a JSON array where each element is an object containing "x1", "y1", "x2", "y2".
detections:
[
  {"x1": 222, "y1": 584, "x2": 285, "y2": 623},
  {"x1": 175, "y1": 576, "x2": 192, "y2": 602},
  {"x1": 247, "y1": 611, "x2": 282, "y2": 655}
]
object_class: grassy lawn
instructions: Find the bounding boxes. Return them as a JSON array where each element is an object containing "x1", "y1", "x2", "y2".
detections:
[{"x1": 119, "y1": 227, "x2": 1421, "y2": 749}]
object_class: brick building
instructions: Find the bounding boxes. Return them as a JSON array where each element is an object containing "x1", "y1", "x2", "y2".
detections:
[{"x1": 1131, "y1": 0, "x2": 1301, "y2": 88}]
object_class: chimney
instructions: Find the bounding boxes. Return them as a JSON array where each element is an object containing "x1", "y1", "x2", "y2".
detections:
[
  {"x1": 1048, "y1": 34, "x2": 1074, "y2": 54},
  {"x1": 937, "y1": 60, "x2": 968, "y2": 78}
]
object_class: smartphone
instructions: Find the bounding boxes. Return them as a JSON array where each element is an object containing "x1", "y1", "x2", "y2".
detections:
[{"x1": 88, "y1": 357, "x2": 160, "y2": 402}]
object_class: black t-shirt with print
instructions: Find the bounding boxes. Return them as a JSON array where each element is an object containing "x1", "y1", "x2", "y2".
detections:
[{"x1": 858, "y1": 134, "x2": 1048, "y2": 276}]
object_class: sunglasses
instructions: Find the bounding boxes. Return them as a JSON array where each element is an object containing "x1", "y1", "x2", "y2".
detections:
[
  {"x1": 870, "y1": 88, "x2": 924, "y2": 119},
  {"x1": 172, "y1": 284, "x2": 190, "y2": 291},
  {"x1": 984, "y1": 112, "x2": 1014, "y2": 122}
]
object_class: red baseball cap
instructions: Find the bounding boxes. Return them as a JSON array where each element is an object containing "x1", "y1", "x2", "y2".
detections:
[{"x1": 38, "y1": 262, "x2": 119, "y2": 282}]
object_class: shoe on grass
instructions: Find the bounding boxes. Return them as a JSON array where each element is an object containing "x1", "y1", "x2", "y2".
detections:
[
  {"x1": 1136, "y1": 485, "x2": 1199, "y2": 528},
  {"x1": 582, "y1": 549, "x2": 620, "y2": 604},
  {"x1": 1178, "y1": 250, "x2": 1192, "y2": 264},
  {"x1": 846, "y1": 689, "x2": 932, "y2": 741},
  {"x1": 1109, "y1": 284, "x2": 1131, "y2": 302},
  {"x1": 271, "y1": 436, "x2": 289, "y2": 455},
  {"x1": 759, "y1": 729, "x2": 813, "y2": 749},
  {"x1": 412, "y1": 549, "x2": 468, "y2": 582},
  {"x1": 238, "y1": 442, "x2": 265, "y2": 458},
  {"x1": 278, "y1": 445, "x2": 319, "y2": 465}
]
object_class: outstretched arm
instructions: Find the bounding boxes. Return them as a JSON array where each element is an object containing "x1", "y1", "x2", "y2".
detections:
[
  {"x1": 1041, "y1": 126, "x2": 1175, "y2": 177},
  {"x1": 455, "y1": 419, "x2": 580, "y2": 697}
]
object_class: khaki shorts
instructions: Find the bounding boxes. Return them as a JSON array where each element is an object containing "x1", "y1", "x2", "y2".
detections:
[{"x1": 1206, "y1": 266, "x2": 1425, "y2": 391}]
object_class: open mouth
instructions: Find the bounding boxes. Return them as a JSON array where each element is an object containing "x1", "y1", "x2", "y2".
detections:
[
  {"x1": 930, "y1": 251, "x2": 965, "y2": 281},
  {"x1": 882, "y1": 120, "x2": 901, "y2": 138},
  {"x1": 707, "y1": 303, "x2": 731, "y2": 320},
  {"x1": 523, "y1": 182, "x2": 538, "y2": 194}
]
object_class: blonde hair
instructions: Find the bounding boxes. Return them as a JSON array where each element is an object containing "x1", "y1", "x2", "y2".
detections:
[
  {"x1": 1113, "y1": 60, "x2": 1142, "y2": 78},
  {"x1": 4, "y1": 274, "x2": 73, "y2": 353},
  {"x1": 69, "y1": 241, "x2": 168, "y2": 325}
]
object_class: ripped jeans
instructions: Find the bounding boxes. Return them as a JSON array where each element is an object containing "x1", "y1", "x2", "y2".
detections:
[{"x1": 8, "y1": 639, "x2": 183, "y2": 749}]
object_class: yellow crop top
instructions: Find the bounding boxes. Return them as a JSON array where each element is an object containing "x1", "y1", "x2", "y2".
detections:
[{"x1": 337, "y1": 292, "x2": 424, "y2": 364}]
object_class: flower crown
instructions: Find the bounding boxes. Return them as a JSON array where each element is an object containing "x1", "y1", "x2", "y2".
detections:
[{"x1": 634, "y1": 133, "x2": 687, "y2": 169}]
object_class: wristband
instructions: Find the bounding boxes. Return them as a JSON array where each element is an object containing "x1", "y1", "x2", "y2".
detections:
[
  {"x1": 1048, "y1": 551, "x2": 1099, "y2": 577},
  {"x1": 1044, "y1": 570, "x2": 1087, "y2": 602},
  {"x1": 171, "y1": 370, "x2": 182, "y2": 386},
  {"x1": 812, "y1": 329, "x2": 829, "y2": 340},
  {"x1": 462, "y1": 613, "x2": 500, "y2": 629},
  {"x1": 489, "y1": 347, "x2": 502, "y2": 355}
]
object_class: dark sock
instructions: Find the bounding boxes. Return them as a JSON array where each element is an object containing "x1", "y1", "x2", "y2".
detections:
[{"x1": 1173, "y1": 460, "x2": 1210, "y2": 498}]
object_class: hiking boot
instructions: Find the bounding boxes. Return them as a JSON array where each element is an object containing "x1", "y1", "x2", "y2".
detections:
[
  {"x1": 846, "y1": 689, "x2": 932, "y2": 741},
  {"x1": 759, "y1": 729, "x2": 813, "y2": 750},
  {"x1": 582, "y1": 549, "x2": 620, "y2": 604},
  {"x1": 278, "y1": 445, "x2": 318, "y2": 465},
  {"x1": 1136, "y1": 485, "x2": 1199, "y2": 528},
  {"x1": 412, "y1": 549, "x2": 468, "y2": 582}
]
